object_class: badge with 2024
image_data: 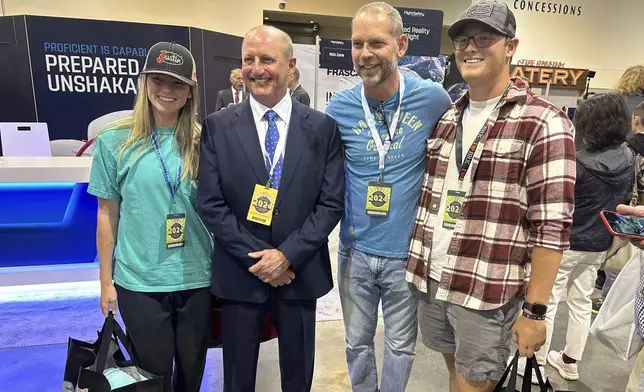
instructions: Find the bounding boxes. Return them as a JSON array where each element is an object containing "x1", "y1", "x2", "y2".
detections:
[
  {"x1": 166, "y1": 213, "x2": 186, "y2": 249},
  {"x1": 366, "y1": 182, "x2": 392, "y2": 217},
  {"x1": 442, "y1": 190, "x2": 465, "y2": 230},
  {"x1": 247, "y1": 184, "x2": 278, "y2": 226}
]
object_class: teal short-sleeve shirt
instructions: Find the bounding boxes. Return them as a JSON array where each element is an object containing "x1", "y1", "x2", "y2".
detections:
[{"x1": 88, "y1": 127, "x2": 212, "y2": 292}]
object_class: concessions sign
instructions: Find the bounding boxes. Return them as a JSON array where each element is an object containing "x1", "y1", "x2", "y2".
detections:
[{"x1": 510, "y1": 65, "x2": 589, "y2": 90}]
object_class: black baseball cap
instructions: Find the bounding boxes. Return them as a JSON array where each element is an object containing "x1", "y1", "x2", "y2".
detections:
[
  {"x1": 140, "y1": 42, "x2": 197, "y2": 86},
  {"x1": 448, "y1": 0, "x2": 517, "y2": 39}
]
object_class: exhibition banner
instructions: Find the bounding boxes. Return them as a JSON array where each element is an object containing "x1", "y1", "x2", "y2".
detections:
[
  {"x1": 396, "y1": 7, "x2": 444, "y2": 57},
  {"x1": 25, "y1": 16, "x2": 189, "y2": 141}
]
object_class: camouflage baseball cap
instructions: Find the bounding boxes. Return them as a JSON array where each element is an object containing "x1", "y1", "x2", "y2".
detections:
[{"x1": 448, "y1": 0, "x2": 517, "y2": 39}]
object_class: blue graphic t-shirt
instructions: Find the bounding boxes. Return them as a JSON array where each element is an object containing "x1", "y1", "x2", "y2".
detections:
[{"x1": 326, "y1": 71, "x2": 451, "y2": 258}]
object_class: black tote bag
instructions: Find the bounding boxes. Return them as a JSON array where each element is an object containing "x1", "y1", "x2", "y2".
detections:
[
  {"x1": 62, "y1": 312, "x2": 163, "y2": 391},
  {"x1": 493, "y1": 351, "x2": 575, "y2": 392}
]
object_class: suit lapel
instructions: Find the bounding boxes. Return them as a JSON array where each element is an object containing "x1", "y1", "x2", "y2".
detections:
[
  {"x1": 277, "y1": 102, "x2": 311, "y2": 206},
  {"x1": 234, "y1": 101, "x2": 268, "y2": 185}
]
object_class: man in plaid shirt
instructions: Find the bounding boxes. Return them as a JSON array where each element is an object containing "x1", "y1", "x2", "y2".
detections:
[{"x1": 406, "y1": 1, "x2": 576, "y2": 390}]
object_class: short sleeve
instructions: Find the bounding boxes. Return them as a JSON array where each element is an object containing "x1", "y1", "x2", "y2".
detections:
[{"x1": 88, "y1": 134, "x2": 120, "y2": 200}]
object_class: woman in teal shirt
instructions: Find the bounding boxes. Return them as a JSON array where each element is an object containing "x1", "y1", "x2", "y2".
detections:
[{"x1": 88, "y1": 42, "x2": 212, "y2": 392}]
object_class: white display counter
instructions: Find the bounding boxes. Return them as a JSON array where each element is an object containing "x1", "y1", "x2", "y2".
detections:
[
  {"x1": 0, "y1": 157, "x2": 92, "y2": 183},
  {"x1": 0, "y1": 156, "x2": 98, "y2": 286}
]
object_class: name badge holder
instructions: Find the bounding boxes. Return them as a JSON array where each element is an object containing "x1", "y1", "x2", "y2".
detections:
[
  {"x1": 361, "y1": 72, "x2": 405, "y2": 218},
  {"x1": 247, "y1": 151, "x2": 282, "y2": 227}
]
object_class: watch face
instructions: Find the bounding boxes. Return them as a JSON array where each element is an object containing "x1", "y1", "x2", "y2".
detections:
[
  {"x1": 532, "y1": 303, "x2": 547, "y2": 316},
  {"x1": 523, "y1": 302, "x2": 548, "y2": 316}
]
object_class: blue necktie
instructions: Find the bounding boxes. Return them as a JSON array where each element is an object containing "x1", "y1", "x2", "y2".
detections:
[{"x1": 264, "y1": 110, "x2": 283, "y2": 188}]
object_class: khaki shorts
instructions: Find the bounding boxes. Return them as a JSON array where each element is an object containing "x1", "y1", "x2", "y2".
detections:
[{"x1": 417, "y1": 279, "x2": 521, "y2": 382}]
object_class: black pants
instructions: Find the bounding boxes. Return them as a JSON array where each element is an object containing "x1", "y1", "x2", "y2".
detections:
[
  {"x1": 115, "y1": 284, "x2": 212, "y2": 392},
  {"x1": 221, "y1": 290, "x2": 317, "y2": 392}
]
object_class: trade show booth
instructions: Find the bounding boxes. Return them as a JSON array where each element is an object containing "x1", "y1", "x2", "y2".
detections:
[
  {"x1": 0, "y1": 15, "x2": 242, "y2": 270},
  {"x1": 0, "y1": 15, "x2": 243, "y2": 151}
]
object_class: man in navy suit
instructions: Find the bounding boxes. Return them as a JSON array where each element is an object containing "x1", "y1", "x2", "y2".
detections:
[{"x1": 197, "y1": 25, "x2": 345, "y2": 392}]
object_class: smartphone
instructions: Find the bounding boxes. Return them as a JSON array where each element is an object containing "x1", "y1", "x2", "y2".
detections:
[{"x1": 600, "y1": 210, "x2": 644, "y2": 240}]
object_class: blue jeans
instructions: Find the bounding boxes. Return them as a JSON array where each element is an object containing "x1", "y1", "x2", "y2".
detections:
[{"x1": 337, "y1": 243, "x2": 418, "y2": 392}]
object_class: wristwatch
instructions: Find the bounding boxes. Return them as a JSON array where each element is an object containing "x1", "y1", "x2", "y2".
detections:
[{"x1": 523, "y1": 301, "x2": 547, "y2": 316}]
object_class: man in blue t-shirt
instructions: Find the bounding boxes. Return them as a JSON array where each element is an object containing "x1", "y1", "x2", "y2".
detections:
[{"x1": 325, "y1": 3, "x2": 451, "y2": 391}]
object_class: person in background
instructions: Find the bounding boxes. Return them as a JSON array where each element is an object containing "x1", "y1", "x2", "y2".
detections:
[
  {"x1": 288, "y1": 67, "x2": 311, "y2": 107},
  {"x1": 616, "y1": 65, "x2": 644, "y2": 116},
  {"x1": 216, "y1": 68, "x2": 247, "y2": 110},
  {"x1": 198, "y1": 25, "x2": 344, "y2": 392},
  {"x1": 528, "y1": 93, "x2": 635, "y2": 384},
  {"x1": 406, "y1": 1, "x2": 576, "y2": 391},
  {"x1": 594, "y1": 100, "x2": 644, "y2": 314},
  {"x1": 89, "y1": 42, "x2": 212, "y2": 392},
  {"x1": 627, "y1": 102, "x2": 644, "y2": 204},
  {"x1": 325, "y1": 3, "x2": 451, "y2": 391}
]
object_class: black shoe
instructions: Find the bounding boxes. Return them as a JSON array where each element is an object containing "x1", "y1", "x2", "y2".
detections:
[
  {"x1": 595, "y1": 270, "x2": 606, "y2": 290},
  {"x1": 592, "y1": 298, "x2": 603, "y2": 314}
]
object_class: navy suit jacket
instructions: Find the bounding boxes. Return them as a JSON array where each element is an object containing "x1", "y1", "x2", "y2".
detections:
[{"x1": 197, "y1": 98, "x2": 345, "y2": 304}]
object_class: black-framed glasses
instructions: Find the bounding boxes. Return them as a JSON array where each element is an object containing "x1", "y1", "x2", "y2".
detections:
[{"x1": 451, "y1": 31, "x2": 501, "y2": 50}]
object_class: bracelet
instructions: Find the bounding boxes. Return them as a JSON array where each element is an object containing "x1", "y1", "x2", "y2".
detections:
[{"x1": 523, "y1": 311, "x2": 546, "y2": 321}]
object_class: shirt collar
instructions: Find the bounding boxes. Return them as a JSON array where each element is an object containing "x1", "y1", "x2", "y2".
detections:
[
  {"x1": 249, "y1": 92, "x2": 292, "y2": 123},
  {"x1": 454, "y1": 77, "x2": 529, "y2": 115}
]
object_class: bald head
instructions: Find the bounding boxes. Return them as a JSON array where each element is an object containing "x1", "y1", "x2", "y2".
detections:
[
  {"x1": 353, "y1": 2, "x2": 404, "y2": 38},
  {"x1": 243, "y1": 25, "x2": 293, "y2": 59}
]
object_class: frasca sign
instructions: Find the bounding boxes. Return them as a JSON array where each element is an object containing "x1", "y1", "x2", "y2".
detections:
[{"x1": 510, "y1": 65, "x2": 588, "y2": 90}]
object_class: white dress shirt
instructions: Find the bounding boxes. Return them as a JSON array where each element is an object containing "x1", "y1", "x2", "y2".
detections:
[
  {"x1": 249, "y1": 92, "x2": 292, "y2": 173},
  {"x1": 231, "y1": 87, "x2": 243, "y2": 104}
]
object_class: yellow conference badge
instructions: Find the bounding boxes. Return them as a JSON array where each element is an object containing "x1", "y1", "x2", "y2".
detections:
[
  {"x1": 366, "y1": 182, "x2": 392, "y2": 217},
  {"x1": 166, "y1": 213, "x2": 186, "y2": 249},
  {"x1": 442, "y1": 190, "x2": 466, "y2": 230},
  {"x1": 247, "y1": 184, "x2": 278, "y2": 226}
]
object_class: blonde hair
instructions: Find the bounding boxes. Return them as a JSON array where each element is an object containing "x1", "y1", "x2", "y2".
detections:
[
  {"x1": 615, "y1": 65, "x2": 644, "y2": 95},
  {"x1": 107, "y1": 73, "x2": 201, "y2": 180}
]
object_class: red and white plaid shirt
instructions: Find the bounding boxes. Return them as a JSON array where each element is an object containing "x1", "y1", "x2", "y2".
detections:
[{"x1": 406, "y1": 78, "x2": 576, "y2": 310}]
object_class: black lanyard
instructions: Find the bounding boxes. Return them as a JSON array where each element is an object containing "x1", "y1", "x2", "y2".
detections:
[
  {"x1": 454, "y1": 85, "x2": 511, "y2": 182},
  {"x1": 455, "y1": 117, "x2": 488, "y2": 182}
]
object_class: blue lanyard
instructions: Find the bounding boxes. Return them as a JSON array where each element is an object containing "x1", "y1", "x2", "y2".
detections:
[{"x1": 151, "y1": 131, "x2": 183, "y2": 205}]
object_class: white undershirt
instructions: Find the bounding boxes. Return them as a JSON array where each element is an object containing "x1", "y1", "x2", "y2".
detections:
[
  {"x1": 249, "y1": 93, "x2": 292, "y2": 175},
  {"x1": 429, "y1": 95, "x2": 502, "y2": 281}
]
